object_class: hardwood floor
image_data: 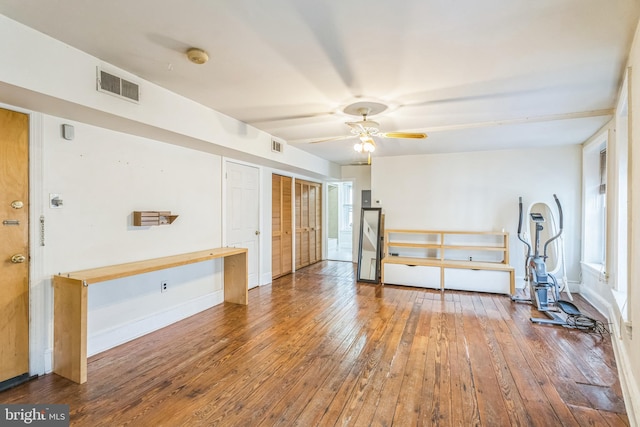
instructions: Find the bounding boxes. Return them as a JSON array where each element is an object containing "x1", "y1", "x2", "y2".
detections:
[{"x1": 0, "y1": 261, "x2": 628, "y2": 426}]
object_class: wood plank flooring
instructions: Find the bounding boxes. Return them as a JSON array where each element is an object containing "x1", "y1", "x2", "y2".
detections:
[{"x1": 0, "y1": 261, "x2": 628, "y2": 426}]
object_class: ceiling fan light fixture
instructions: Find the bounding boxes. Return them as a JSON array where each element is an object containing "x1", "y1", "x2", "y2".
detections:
[
  {"x1": 355, "y1": 137, "x2": 375, "y2": 153},
  {"x1": 364, "y1": 141, "x2": 375, "y2": 152}
]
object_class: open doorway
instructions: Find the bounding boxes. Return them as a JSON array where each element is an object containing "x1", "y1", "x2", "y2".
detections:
[{"x1": 327, "y1": 181, "x2": 353, "y2": 262}]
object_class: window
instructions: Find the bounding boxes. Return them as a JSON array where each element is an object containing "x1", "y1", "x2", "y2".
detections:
[
  {"x1": 599, "y1": 149, "x2": 607, "y2": 195},
  {"x1": 582, "y1": 134, "x2": 607, "y2": 268},
  {"x1": 612, "y1": 70, "x2": 630, "y2": 322},
  {"x1": 599, "y1": 148, "x2": 607, "y2": 265}
]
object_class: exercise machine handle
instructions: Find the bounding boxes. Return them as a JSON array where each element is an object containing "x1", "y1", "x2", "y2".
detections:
[
  {"x1": 517, "y1": 197, "x2": 523, "y2": 235},
  {"x1": 517, "y1": 196, "x2": 532, "y2": 258},
  {"x1": 543, "y1": 194, "x2": 563, "y2": 258},
  {"x1": 554, "y1": 193, "x2": 563, "y2": 231}
]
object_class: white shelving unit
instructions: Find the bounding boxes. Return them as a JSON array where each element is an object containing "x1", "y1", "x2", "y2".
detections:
[{"x1": 381, "y1": 229, "x2": 515, "y2": 294}]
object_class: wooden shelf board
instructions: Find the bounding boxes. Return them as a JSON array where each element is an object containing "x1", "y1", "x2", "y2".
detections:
[
  {"x1": 386, "y1": 229, "x2": 507, "y2": 236},
  {"x1": 55, "y1": 248, "x2": 247, "y2": 285},
  {"x1": 442, "y1": 245, "x2": 507, "y2": 251},
  {"x1": 382, "y1": 256, "x2": 443, "y2": 267},
  {"x1": 382, "y1": 256, "x2": 512, "y2": 271},
  {"x1": 387, "y1": 242, "x2": 441, "y2": 248},
  {"x1": 386, "y1": 229, "x2": 442, "y2": 234}
]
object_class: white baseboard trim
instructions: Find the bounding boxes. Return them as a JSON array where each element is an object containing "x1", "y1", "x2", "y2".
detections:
[
  {"x1": 261, "y1": 272, "x2": 273, "y2": 286},
  {"x1": 43, "y1": 349, "x2": 53, "y2": 374},
  {"x1": 579, "y1": 285, "x2": 639, "y2": 427},
  {"x1": 87, "y1": 290, "x2": 224, "y2": 357},
  {"x1": 578, "y1": 284, "x2": 610, "y2": 317}
]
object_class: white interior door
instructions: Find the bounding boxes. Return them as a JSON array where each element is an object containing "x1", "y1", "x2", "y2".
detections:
[{"x1": 226, "y1": 161, "x2": 260, "y2": 289}]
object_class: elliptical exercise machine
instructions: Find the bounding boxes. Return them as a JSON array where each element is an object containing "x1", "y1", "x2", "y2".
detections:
[{"x1": 512, "y1": 195, "x2": 600, "y2": 329}]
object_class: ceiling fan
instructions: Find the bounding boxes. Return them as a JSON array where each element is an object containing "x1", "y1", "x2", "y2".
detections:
[{"x1": 310, "y1": 101, "x2": 427, "y2": 164}]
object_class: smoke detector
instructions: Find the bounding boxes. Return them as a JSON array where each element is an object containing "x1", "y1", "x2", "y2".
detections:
[{"x1": 186, "y1": 48, "x2": 208, "y2": 65}]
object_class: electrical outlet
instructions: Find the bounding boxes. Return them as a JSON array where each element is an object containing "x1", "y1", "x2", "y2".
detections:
[{"x1": 161, "y1": 281, "x2": 168, "y2": 293}]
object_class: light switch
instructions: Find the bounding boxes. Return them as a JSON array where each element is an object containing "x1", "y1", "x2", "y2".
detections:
[{"x1": 50, "y1": 194, "x2": 63, "y2": 208}]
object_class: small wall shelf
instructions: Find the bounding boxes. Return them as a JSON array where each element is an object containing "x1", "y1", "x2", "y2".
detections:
[{"x1": 133, "y1": 211, "x2": 178, "y2": 226}]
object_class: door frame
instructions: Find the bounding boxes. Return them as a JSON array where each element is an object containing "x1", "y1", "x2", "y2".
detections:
[
  {"x1": 222, "y1": 158, "x2": 263, "y2": 287},
  {"x1": 324, "y1": 179, "x2": 354, "y2": 262},
  {"x1": 0, "y1": 103, "x2": 46, "y2": 377}
]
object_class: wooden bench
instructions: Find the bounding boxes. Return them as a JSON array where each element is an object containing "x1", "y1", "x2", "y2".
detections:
[
  {"x1": 381, "y1": 230, "x2": 515, "y2": 294},
  {"x1": 53, "y1": 247, "x2": 247, "y2": 384}
]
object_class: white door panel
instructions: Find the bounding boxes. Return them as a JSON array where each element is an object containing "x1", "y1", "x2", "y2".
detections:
[{"x1": 226, "y1": 161, "x2": 260, "y2": 289}]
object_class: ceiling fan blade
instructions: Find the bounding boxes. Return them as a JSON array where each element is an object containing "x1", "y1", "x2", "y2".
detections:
[
  {"x1": 306, "y1": 135, "x2": 354, "y2": 144},
  {"x1": 346, "y1": 122, "x2": 365, "y2": 134},
  {"x1": 247, "y1": 111, "x2": 334, "y2": 125},
  {"x1": 379, "y1": 132, "x2": 427, "y2": 139}
]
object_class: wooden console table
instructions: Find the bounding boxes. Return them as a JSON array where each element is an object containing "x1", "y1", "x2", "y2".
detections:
[{"x1": 53, "y1": 247, "x2": 248, "y2": 384}]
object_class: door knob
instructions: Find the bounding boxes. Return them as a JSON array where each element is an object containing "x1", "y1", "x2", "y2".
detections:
[
  {"x1": 11, "y1": 200, "x2": 24, "y2": 209},
  {"x1": 255, "y1": 230, "x2": 261, "y2": 235},
  {"x1": 11, "y1": 254, "x2": 26, "y2": 263}
]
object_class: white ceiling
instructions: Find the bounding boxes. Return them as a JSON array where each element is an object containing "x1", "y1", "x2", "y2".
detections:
[{"x1": 1, "y1": 0, "x2": 638, "y2": 165}]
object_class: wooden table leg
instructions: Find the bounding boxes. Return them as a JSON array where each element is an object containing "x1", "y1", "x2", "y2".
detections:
[
  {"x1": 509, "y1": 269, "x2": 515, "y2": 296},
  {"x1": 53, "y1": 276, "x2": 88, "y2": 384},
  {"x1": 223, "y1": 251, "x2": 248, "y2": 305}
]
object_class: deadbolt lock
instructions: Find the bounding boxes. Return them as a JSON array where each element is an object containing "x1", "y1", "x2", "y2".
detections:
[
  {"x1": 11, "y1": 254, "x2": 26, "y2": 263},
  {"x1": 11, "y1": 200, "x2": 24, "y2": 209}
]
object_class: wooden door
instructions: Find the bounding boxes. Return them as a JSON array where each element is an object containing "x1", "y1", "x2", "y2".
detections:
[
  {"x1": 0, "y1": 108, "x2": 29, "y2": 385},
  {"x1": 272, "y1": 174, "x2": 292, "y2": 279},
  {"x1": 313, "y1": 183, "x2": 322, "y2": 262},
  {"x1": 294, "y1": 179, "x2": 322, "y2": 270},
  {"x1": 295, "y1": 180, "x2": 302, "y2": 269},
  {"x1": 226, "y1": 161, "x2": 260, "y2": 289},
  {"x1": 300, "y1": 182, "x2": 310, "y2": 267},
  {"x1": 309, "y1": 184, "x2": 318, "y2": 264}
]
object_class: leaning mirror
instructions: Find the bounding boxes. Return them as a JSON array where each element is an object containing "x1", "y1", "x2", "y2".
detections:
[{"x1": 357, "y1": 207, "x2": 382, "y2": 283}]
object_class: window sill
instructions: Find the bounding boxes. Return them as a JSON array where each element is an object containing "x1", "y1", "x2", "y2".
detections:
[
  {"x1": 581, "y1": 261, "x2": 606, "y2": 278},
  {"x1": 611, "y1": 289, "x2": 629, "y2": 319},
  {"x1": 581, "y1": 262, "x2": 631, "y2": 330}
]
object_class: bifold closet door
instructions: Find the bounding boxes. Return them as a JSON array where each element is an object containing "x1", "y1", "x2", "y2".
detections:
[
  {"x1": 295, "y1": 179, "x2": 322, "y2": 270},
  {"x1": 308, "y1": 183, "x2": 321, "y2": 264},
  {"x1": 272, "y1": 174, "x2": 292, "y2": 279}
]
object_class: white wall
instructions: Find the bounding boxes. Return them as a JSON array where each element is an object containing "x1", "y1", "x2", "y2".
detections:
[
  {"x1": 33, "y1": 112, "x2": 330, "y2": 364},
  {"x1": 372, "y1": 146, "x2": 582, "y2": 284},
  {"x1": 43, "y1": 117, "x2": 222, "y2": 270},
  {"x1": 42, "y1": 115, "x2": 224, "y2": 356}
]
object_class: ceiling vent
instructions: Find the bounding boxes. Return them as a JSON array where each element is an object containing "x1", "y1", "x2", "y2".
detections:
[
  {"x1": 96, "y1": 67, "x2": 140, "y2": 103},
  {"x1": 271, "y1": 140, "x2": 284, "y2": 153}
]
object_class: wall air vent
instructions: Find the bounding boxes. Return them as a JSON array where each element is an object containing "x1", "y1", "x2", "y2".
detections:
[
  {"x1": 271, "y1": 139, "x2": 283, "y2": 153},
  {"x1": 96, "y1": 67, "x2": 140, "y2": 103}
]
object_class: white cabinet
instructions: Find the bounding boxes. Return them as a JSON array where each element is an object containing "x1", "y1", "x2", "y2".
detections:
[
  {"x1": 443, "y1": 268, "x2": 511, "y2": 294},
  {"x1": 382, "y1": 263, "x2": 440, "y2": 289}
]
